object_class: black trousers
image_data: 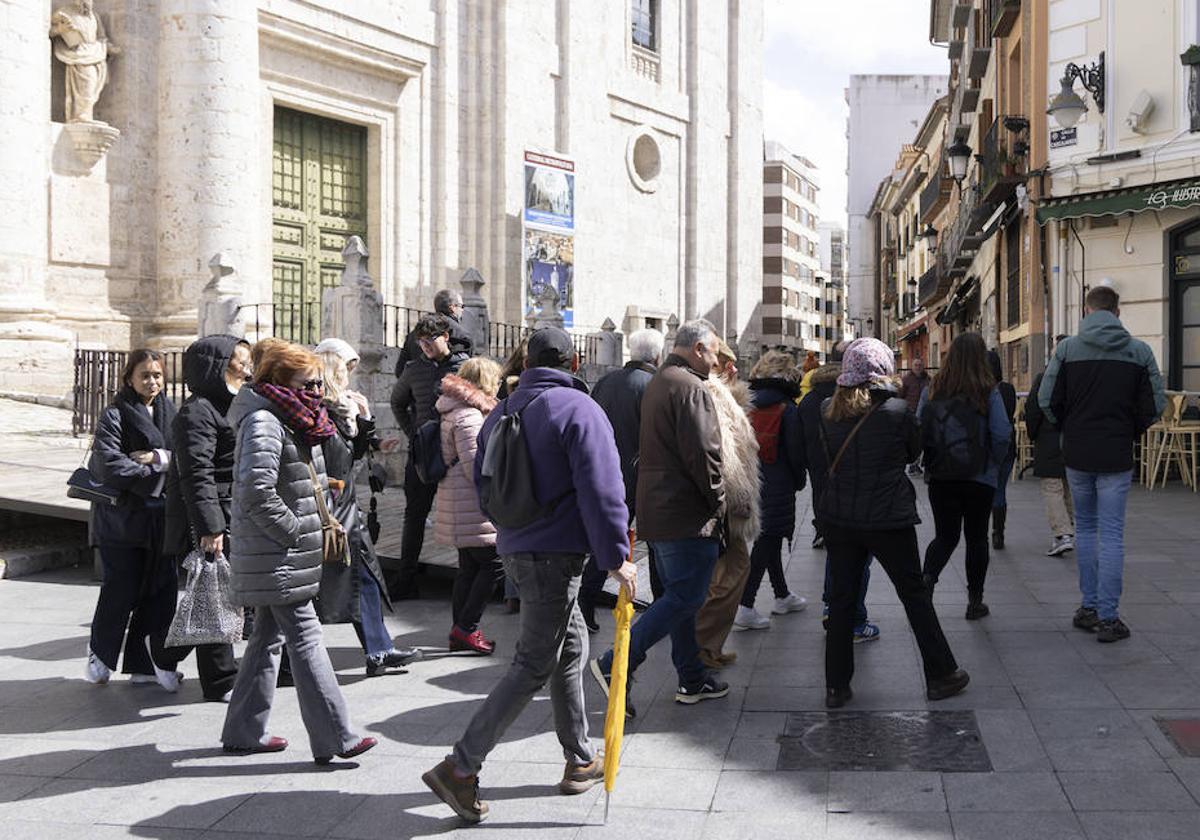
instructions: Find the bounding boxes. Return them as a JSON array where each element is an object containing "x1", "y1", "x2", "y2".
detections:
[
  {"x1": 923, "y1": 480, "x2": 995, "y2": 596},
  {"x1": 90, "y1": 546, "x2": 177, "y2": 675},
  {"x1": 823, "y1": 524, "x2": 957, "y2": 690},
  {"x1": 453, "y1": 546, "x2": 500, "y2": 632},
  {"x1": 388, "y1": 453, "x2": 438, "y2": 591},
  {"x1": 740, "y1": 534, "x2": 790, "y2": 608}
]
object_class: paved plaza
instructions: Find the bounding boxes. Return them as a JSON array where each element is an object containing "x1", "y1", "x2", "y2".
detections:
[{"x1": 1, "y1": 474, "x2": 1200, "y2": 839}]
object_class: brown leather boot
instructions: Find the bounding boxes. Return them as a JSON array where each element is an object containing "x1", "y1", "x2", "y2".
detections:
[
  {"x1": 559, "y1": 753, "x2": 605, "y2": 795},
  {"x1": 422, "y1": 758, "x2": 488, "y2": 823}
]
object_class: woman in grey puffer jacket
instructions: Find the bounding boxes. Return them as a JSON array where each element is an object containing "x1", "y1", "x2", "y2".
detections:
[{"x1": 220, "y1": 343, "x2": 376, "y2": 765}]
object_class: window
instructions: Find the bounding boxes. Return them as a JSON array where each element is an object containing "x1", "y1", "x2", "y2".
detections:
[
  {"x1": 1005, "y1": 222, "x2": 1021, "y2": 329},
  {"x1": 631, "y1": 0, "x2": 657, "y2": 51}
]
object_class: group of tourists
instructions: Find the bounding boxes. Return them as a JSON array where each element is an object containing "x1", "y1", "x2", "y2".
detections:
[{"x1": 78, "y1": 280, "x2": 1164, "y2": 823}]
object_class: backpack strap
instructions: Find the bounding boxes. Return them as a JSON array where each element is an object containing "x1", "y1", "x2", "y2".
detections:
[{"x1": 824, "y1": 399, "x2": 881, "y2": 484}]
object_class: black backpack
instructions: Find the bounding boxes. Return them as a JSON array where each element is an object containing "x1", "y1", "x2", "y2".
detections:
[
  {"x1": 412, "y1": 417, "x2": 458, "y2": 484},
  {"x1": 921, "y1": 396, "x2": 990, "y2": 481},
  {"x1": 478, "y1": 394, "x2": 569, "y2": 529}
]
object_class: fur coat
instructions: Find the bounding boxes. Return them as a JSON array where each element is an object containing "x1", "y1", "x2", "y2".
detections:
[{"x1": 705, "y1": 375, "x2": 762, "y2": 546}]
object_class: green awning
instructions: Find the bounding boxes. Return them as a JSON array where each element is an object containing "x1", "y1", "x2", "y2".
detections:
[{"x1": 1036, "y1": 178, "x2": 1200, "y2": 224}]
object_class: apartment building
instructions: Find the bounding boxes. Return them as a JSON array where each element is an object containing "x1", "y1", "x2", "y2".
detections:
[{"x1": 763, "y1": 141, "x2": 823, "y2": 353}]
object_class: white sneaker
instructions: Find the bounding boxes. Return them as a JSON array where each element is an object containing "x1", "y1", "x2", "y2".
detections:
[
  {"x1": 772, "y1": 593, "x2": 809, "y2": 615},
  {"x1": 1047, "y1": 536, "x2": 1074, "y2": 557},
  {"x1": 85, "y1": 648, "x2": 111, "y2": 684},
  {"x1": 734, "y1": 605, "x2": 770, "y2": 630},
  {"x1": 144, "y1": 638, "x2": 182, "y2": 693}
]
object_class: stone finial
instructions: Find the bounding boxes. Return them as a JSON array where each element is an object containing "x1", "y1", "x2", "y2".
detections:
[
  {"x1": 206, "y1": 252, "x2": 235, "y2": 291},
  {"x1": 532, "y1": 284, "x2": 565, "y2": 329},
  {"x1": 198, "y1": 251, "x2": 244, "y2": 339},
  {"x1": 340, "y1": 235, "x2": 372, "y2": 287},
  {"x1": 665, "y1": 313, "x2": 680, "y2": 346},
  {"x1": 601, "y1": 317, "x2": 617, "y2": 333},
  {"x1": 459, "y1": 268, "x2": 488, "y2": 356}
]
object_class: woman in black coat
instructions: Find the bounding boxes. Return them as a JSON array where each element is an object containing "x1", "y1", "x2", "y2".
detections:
[
  {"x1": 1026, "y1": 368, "x2": 1075, "y2": 556},
  {"x1": 816, "y1": 338, "x2": 968, "y2": 709},
  {"x1": 161, "y1": 334, "x2": 249, "y2": 701},
  {"x1": 314, "y1": 342, "x2": 421, "y2": 676},
  {"x1": 85, "y1": 350, "x2": 180, "y2": 691}
]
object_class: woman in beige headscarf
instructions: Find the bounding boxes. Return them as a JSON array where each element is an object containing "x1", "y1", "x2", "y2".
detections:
[{"x1": 694, "y1": 341, "x2": 762, "y2": 668}]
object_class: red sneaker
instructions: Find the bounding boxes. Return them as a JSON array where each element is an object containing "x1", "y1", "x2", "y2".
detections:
[{"x1": 449, "y1": 626, "x2": 495, "y2": 655}]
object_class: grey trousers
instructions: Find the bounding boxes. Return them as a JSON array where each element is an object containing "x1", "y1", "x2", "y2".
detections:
[
  {"x1": 1040, "y1": 477, "x2": 1075, "y2": 538},
  {"x1": 221, "y1": 600, "x2": 358, "y2": 759},
  {"x1": 452, "y1": 552, "x2": 593, "y2": 775}
]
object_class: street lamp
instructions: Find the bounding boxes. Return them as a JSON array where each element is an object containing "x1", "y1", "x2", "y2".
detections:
[
  {"x1": 921, "y1": 224, "x2": 938, "y2": 249},
  {"x1": 947, "y1": 141, "x2": 972, "y2": 183},
  {"x1": 1047, "y1": 52, "x2": 1105, "y2": 130}
]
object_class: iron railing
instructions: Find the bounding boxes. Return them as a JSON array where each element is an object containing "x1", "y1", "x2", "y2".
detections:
[
  {"x1": 382, "y1": 305, "x2": 432, "y2": 349},
  {"x1": 237, "y1": 303, "x2": 322, "y2": 345},
  {"x1": 73, "y1": 349, "x2": 188, "y2": 436},
  {"x1": 489, "y1": 321, "x2": 528, "y2": 362}
]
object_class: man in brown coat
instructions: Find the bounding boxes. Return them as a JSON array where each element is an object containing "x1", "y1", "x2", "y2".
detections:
[{"x1": 591, "y1": 319, "x2": 728, "y2": 718}]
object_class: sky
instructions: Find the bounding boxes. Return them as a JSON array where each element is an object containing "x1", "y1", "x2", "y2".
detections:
[{"x1": 762, "y1": 0, "x2": 949, "y2": 229}]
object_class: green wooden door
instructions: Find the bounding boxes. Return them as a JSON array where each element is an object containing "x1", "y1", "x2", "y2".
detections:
[{"x1": 271, "y1": 107, "x2": 367, "y2": 344}]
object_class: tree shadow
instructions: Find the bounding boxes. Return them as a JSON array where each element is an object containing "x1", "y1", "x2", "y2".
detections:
[
  {"x1": 0, "y1": 634, "x2": 91, "y2": 661},
  {"x1": 0, "y1": 676, "x2": 182, "y2": 735}
]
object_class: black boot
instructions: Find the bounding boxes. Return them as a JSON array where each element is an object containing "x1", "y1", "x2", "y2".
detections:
[
  {"x1": 965, "y1": 592, "x2": 990, "y2": 620},
  {"x1": 991, "y1": 506, "x2": 1006, "y2": 550}
]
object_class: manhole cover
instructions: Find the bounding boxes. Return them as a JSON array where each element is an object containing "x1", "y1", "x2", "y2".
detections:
[
  {"x1": 778, "y1": 710, "x2": 992, "y2": 772},
  {"x1": 1155, "y1": 717, "x2": 1200, "y2": 757}
]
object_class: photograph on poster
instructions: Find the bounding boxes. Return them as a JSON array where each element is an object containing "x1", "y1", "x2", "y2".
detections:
[
  {"x1": 524, "y1": 229, "x2": 575, "y2": 328},
  {"x1": 524, "y1": 162, "x2": 575, "y2": 230}
]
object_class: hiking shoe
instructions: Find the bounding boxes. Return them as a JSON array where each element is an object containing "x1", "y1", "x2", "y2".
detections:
[
  {"x1": 1047, "y1": 536, "x2": 1074, "y2": 557},
  {"x1": 450, "y1": 626, "x2": 495, "y2": 655},
  {"x1": 1072, "y1": 607, "x2": 1100, "y2": 632},
  {"x1": 675, "y1": 675, "x2": 730, "y2": 705},
  {"x1": 965, "y1": 599, "x2": 990, "y2": 621},
  {"x1": 422, "y1": 758, "x2": 488, "y2": 823},
  {"x1": 1097, "y1": 618, "x2": 1131, "y2": 643},
  {"x1": 927, "y1": 669, "x2": 970, "y2": 701},
  {"x1": 772, "y1": 593, "x2": 808, "y2": 615},
  {"x1": 85, "y1": 647, "x2": 111, "y2": 685},
  {"x1": 825, "y1": 686, "x2": 853, "y2": 708},
  {"x1": 852, "y1": 622, "x2": 881, "y2": 643},
  {"x1": 559, "y1": 754, "x2": 605, "y2": 795},
  {"x1": 734, "y1": 605, "x2": 770, "y2": 630},
  {"x1": 366, "y1": 647, "x2": 423, "y2": 677},
  {"x1": 590, "y1": 659, "x2": 635, "y2": 719}
]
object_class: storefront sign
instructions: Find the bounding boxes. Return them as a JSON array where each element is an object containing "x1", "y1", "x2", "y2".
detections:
[
  {"x1": 1050, "y1": 127, "x2": 1077, "y2": 149},
  {"x1": 1146, "y1": 184, "x2": 1200, "y2": 211}
]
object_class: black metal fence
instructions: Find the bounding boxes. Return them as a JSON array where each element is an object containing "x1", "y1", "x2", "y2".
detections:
[
  {"x1": 382, "y1": 305, "x2": 432, "y2": 349},
  {"x1": 237, "y1": 303, "x2": 323, "y2": 346},
  {"x1": 73, "y1": 349, "x2": 188, "y2": 436}
]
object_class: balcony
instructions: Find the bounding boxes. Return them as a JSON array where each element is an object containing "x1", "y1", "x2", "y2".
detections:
[
  {"x1": 991, "y1": 0, "x2": 1020, "y2": 38},
  {"x1": 978, "y1": 116, "x2": 1025, "y2": 205},
  {"x1": 920, "y1": 164, "x2": 952, "y2": 220},
  {"x1": 966, "y1": 9, "x2": 992, "y2": 80},
  {"x1": 918, "y1": 262, "x2": 946, "y2": 307},
  {"x1": 952, "y1": 0, "x2": 972, "y2": 28}
]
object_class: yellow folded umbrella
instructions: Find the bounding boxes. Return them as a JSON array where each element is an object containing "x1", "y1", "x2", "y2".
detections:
[{"x1": 602, "y1": 532, "x2": 636, "y2": 823}]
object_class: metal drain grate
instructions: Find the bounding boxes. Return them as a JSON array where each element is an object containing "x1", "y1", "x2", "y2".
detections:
[{"x1": 778, "y1": 710, "x2": 993, "y2": 772}]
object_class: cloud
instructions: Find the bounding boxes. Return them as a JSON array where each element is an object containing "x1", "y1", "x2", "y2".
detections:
[{"x1": 762, "y1": 0, "x2": 948, "y2": 226}]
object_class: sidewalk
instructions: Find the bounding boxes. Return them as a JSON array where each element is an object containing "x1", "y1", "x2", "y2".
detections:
[{"x1": 0, "y1": 475, "x2": 1198, "y2": 838}]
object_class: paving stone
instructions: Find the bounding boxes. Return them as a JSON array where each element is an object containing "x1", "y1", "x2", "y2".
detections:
[
  {"x1": 1076, "y1": 811, "x2": 1200, "y2": 840},
  {"x1": 825, "y1": 811, "x2": 954, "y2": 839},
  {"x1": 949, "y1": 811, "x2": 1087, "y2": 840},
  {"x1": 710, "y1": 770, "x2": 827, "y2": 813},
  {"x1": 702, "y1": 810, "x2": 827, "y2": 839},
  {"x1": 1057, "y1": 770, "x2": 1199, "y2": 811},
  {"x1": 1042, "y1": 735, "x2": 1169, "y2": 772},
  {"x1": 827, "y1": 771, "x2": 945, "y2": 812},
  {"x1": 942, "y1": 772, "x2": 1071, "y2": 812}
]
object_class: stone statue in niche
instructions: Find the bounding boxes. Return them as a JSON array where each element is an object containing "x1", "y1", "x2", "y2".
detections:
[{"x1": 49, "y1": 0, "x2": 120, "y2": 124}]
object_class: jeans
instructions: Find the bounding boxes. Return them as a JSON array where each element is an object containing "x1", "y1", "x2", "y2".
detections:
[
  {"x1": 357, "y1": 563, "x2": 392, "y2": 657},
  {"x1": 452, "y1": 553, "x2": 592, "y2": 775},
  {"x1": 740, "y1": 534, "x2": 791, "y2": 609},
  {"x1": 388, "y1": 452, "x2": 438, "y2": 591},
  {"x1": 453, "y1": 546, "x2": 499, "y2": 632},
  {"x1": 1040, "y1": 477, "x2": 1075, "y2": 538},
  {"x1": 822, "y1": 556, "x2": 871, "y2": 626},
  {"x1": 1066, "y1": 468, "x2": 1132, "y2": 621},
  {"x1": 923, "y1": 480, "x2": 995, "y2": 596},
  {"x1": 993, "y1": 454, "x2": 1016, "y2": 509},
  {"x1": 221, "y1": 600, "x2": 358, "y2": 758},
  {"x1": 91, "y1": 546, "x2": 176, "y2": 675},
  {"x1": 600, "y1": 537, "x2": 719, "y2": 686},
  {"x1": 824, "y1": 524, "x2": 957, "y2": 690}
]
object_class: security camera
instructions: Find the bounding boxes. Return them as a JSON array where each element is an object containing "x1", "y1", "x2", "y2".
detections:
[{"x1": 1126, "y1": 90, "x2": 1155, "y2": 134}]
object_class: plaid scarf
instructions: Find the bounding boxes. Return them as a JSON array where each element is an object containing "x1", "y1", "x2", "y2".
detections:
[{"x1": 254, "y1": 382, "x2": 337, "y2": 445}]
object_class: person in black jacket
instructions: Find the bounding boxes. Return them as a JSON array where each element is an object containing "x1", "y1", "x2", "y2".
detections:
[
  {"x1": 986, "y1": 350, "x2": 1018, "y2": 550},
  {"x1": 734, "y1": 352, "x2": 809, "y2": 630},
  {"x1": 85, "y1": 350, "x2": 181, "y2": 692},
  {"x1": 388, "y1": 314, "x2": 468, "y2": 599},
  {"x1": 161, "y1": 334, "x2": 248, "y2": 701},
  {"x1": 579, "y1": 328, "x2": 664, "y2": 630},
  {"x1": 817, "y1": 338, "x2": 968, "y2": 709},
  {"x1": 1026, "y1": 345, "x2": 1075, "y2": 557},
  {"x1": 393, "y1": 289, "x2": 474, "y2": 377}
]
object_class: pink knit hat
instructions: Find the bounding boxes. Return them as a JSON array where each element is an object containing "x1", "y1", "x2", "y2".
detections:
[{"x1": 836, "y1": 338, "x2": 895, "y2": 387}]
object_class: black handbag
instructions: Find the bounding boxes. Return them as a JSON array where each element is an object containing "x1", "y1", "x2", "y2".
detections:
[{"x1": 66, "y1": 447, "x2": 120, "y2": 506}]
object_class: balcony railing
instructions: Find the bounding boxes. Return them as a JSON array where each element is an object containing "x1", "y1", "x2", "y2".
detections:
[
  {"x1": 918, "y1": 262, "x2": 942, "y2": 307},
  {"x1": 979, "y1": 116, "x2": 1025, "y2": 204},
  {"x1": 966, "y1": 9, "x2": 992, "y2": 80},
  {"x1": 920, "y1": 164, "x2": 952, "y2": 220},
  {"x1": 991, "y1": 0, "x2": 1020, "y2": 38}
]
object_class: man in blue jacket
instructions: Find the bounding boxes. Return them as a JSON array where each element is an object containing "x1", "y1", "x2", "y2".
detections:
[
  {"x1": 422, "y1": 327, "x2": 636, "y2": 823},
  {"x1": 1038, "y1": 285, "x2": 1165, "y2": 643}
]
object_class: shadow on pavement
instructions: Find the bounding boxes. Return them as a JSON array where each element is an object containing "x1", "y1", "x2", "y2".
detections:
[{"x1": 0, "y1": 634, "x2": 91, "y2": 661}]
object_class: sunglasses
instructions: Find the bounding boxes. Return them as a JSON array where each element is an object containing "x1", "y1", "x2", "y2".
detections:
[{"x1": 301, "y1": 379, "x2": 324, "y2": 392}]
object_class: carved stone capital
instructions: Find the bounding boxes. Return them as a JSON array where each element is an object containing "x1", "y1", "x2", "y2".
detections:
[{"x1": 62, "y1": 120, "x2": 119, "y2": 171}]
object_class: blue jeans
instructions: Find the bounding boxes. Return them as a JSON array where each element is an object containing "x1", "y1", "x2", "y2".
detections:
[
  {"x1": 600, "y1": 537, "x2": 718, "y2": 686},
  {"x1": 994, "y1": 454, "x2": 1016, "y2": 508},
  {"x1": 823, "y1": 557, "x2": 871, "y2": 626},
  {"x1": 358, "y1": 564, "x2": 392, "y2": 657},
  {"x1": 1066, "y1": 468, "x2": 1132, "y2": 622}
]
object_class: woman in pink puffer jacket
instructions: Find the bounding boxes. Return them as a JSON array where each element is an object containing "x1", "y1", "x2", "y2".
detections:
[{"x1": 434, "y1": 357, "x2": 503, "y2": 654}]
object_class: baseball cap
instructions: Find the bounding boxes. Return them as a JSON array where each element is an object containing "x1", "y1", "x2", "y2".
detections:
[{"x1": 526, "y1": 327, "x2": 575, "y2": 368}]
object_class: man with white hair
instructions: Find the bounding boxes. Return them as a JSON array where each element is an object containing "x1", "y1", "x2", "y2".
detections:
[{"x1": 580, "y1": 328, "x2": 666, "y2": 630}]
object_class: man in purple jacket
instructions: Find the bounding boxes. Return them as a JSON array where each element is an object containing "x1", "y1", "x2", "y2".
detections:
[{"x1": 422, "y1": 327, "x2": 637, "y2": 824}]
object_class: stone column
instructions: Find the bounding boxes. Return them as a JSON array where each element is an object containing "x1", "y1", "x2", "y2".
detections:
[
  {"x1": 0, "y1": 0, "x2": 73, "y2": 398},
  {"x1": 592, "y1": 318, "x2": 623, "y2": 367},
  {"x1": 152, "y1": 0, "x2": 260, "y2": 349}
]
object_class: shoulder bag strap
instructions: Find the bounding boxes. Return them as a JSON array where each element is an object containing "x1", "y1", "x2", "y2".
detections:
[
  {"x1": 304, "y1": 456, "x2": 350, "y2": 565},
  {"x1": 825, "y1": 398, "x2": 882, "y2": 484}
]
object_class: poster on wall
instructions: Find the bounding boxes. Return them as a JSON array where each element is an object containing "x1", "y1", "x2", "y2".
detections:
[{"x1": 523, "y1": 150, "x2": 576, "y2": 327}]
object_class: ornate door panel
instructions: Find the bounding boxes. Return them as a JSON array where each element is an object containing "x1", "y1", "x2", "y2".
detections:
[{"x1": 271, "y1": 107, "x2": 366, "y2": 343}]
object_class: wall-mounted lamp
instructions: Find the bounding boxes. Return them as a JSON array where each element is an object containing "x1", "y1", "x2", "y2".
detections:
[{"x1": 1047, "y1": 52, "x2": 1106, "y2": 130}]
